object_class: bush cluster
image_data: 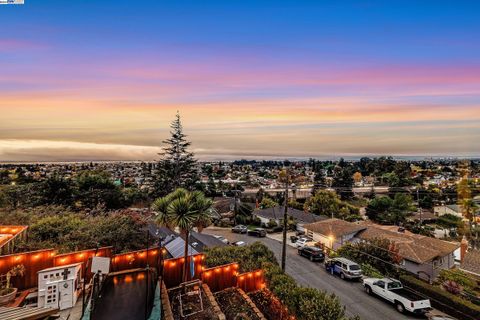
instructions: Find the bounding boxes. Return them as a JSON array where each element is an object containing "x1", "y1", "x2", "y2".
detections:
[
  {"x1": 400, "y1": 275, "x2": 480, "y2": 320},
  {"x1": 1, "y1": 206, "x2": 151, "y2": 253}
]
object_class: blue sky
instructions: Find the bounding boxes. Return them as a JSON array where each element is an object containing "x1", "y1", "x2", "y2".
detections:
[{"x1": 0, "y1": 0, "x2": 479, "y2": 160}]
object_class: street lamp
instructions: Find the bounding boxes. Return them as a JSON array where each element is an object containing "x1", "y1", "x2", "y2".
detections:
[{"x1": 328, "y1": 235, "x2": 335, "y2": 249}]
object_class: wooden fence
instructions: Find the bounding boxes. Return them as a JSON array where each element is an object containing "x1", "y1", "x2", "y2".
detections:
[
  {"x1": 201, "y1": 263, "x2": 239, "y2": 292},
  {"x1": 0, "y1": 246, "x2": 160, "y2": 290},
  {"x1": 0, "y1": 249, "x2": 56, "y2": 289},
  {"x1": 111, "y1": 247, "x2": 160, "y2": 272},
  {"x1": 161, "y1": 256, "x2": 265, "y2": 293},
  {"x1": 1, "y1": 245, "x2": 266, "y2": 293},
  {"x1": 236, "y1": 269, "x2": 265, "y2": 293},
  {"x1": 162, "y1": 254, "x2": 204, "y2": 288},
  {"x1": 54, "y1": 247, "x2": 113, "y2": 281}
]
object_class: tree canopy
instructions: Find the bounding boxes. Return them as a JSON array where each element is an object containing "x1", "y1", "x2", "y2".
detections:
[{"x1": 366, "y1": 193, "x2": 415, "y2": 224}]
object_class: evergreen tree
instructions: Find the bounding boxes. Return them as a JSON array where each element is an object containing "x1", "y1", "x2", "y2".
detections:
[
  {"x1": 332, "y1": 165, "x2": 354, "y2": 200},
  {"x1": 312, "y1": 162, "x2": 327, "y2": 195},
  {"x1": 154, "y1": 113, "x2": 199, "y2": 196}
]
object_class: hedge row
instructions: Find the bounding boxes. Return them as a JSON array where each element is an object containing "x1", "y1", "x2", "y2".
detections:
[
  {"x1": 262, "y1": 261, "x2": 359, "y2": 320},
  {"x1": 400, "y1": 275, "x2": 480, "y2": 320}
]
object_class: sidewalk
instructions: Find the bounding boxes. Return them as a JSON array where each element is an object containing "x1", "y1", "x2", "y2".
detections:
[{"x1": 266, "y1": 232, "x2": 298, "y2": 248}]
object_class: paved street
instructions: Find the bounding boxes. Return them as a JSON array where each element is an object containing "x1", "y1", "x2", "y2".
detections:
[{"x1": 204, "y1": 226, "x2": 424, "y2": 320}]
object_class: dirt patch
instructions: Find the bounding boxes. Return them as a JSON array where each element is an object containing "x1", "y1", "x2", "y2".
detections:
[
  {"x1": 168, "y1": 286, "x2": 220, "y2": 320},
  {"x1": 214, "y1": 288, "x2": 262, "y2": 320}
]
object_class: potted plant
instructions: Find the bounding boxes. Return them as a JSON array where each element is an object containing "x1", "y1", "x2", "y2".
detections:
[{"x1": 0, "y1": 264, "x2": 25, "y2": 306}]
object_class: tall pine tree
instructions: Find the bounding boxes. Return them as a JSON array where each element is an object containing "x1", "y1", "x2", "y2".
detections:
[
  {"x1": 154, "y1": 113, "x2": 199, "y2": 196},
  {"x1": 311, "y1": 160, "x2": 327, "y2": 195}
]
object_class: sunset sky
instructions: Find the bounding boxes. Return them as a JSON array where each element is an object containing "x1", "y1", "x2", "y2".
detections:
[{"x1": 1, "y1": 0, "x2": 479, "y2": 161}]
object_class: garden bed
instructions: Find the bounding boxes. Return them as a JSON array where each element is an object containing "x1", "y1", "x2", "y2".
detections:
[
  {"x1": 168, "y1": 282, "x2": 221, "y2": 320},
  {"x1": 214, "y1": 288, "x2": 265, "y2": 320},
  {"x1": 248, "y1": 289, "x2": 293, "y2": 320}
]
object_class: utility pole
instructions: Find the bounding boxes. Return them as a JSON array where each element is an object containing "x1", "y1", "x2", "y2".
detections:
[
  {"x1": 281, "y1": 171, "x2": 289, "y2": 272},
  {"x1": 417, "y1": 188, "x2": 423, "y2": 224},
  {"x1": 233, "y1": 184, "x2": 239, "y2": 226}
]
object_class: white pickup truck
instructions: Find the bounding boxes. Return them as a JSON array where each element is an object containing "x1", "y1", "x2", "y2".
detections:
[{"x1": 363, "y1": 278, "x2": 432, "y2": 314}]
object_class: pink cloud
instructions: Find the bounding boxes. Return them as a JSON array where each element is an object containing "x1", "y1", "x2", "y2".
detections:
[{"x1": 0, "y1": 39, "x2": 45, "y2": 52}]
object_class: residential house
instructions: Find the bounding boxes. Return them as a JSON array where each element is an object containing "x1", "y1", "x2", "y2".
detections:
[
  {"x1": 459, "y1": 237, "x2": 480, "y2": 277},
  {"x1": 303, "y1": 218, "x2": 367, "y2": 250},
  {"x1": 253, "y1": 206, "x2": 326, "y2": 232},
  {"x1": 189, "y1": 231, "x2": 228, "y2": 252},
  {"x1": 356, "y1": 223, "x2": 459, "y2": 281},
  {"x1": 434, "y1": 204, "x2": 463, "y2": 218},
  {"x1": 303, "y1": 219, "x2": 459, "y2": 280}
]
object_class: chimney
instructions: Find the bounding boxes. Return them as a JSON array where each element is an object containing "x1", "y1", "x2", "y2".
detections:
[{"x1": 460, "y1": 236, "x2": 469, "y2": 263}]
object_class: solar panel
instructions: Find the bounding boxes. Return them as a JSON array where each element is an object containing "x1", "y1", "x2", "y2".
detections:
[{"x1": 164, "y1": 237, "x2": 198, "y2": 258}]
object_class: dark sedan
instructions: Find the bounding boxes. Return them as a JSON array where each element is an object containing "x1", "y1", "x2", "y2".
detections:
[
  {"x1": 247, "y1": 228, "x2": 267, "y2": 237},
  {"x1": 298, "y1": 246, "x2": 325, "y2": 262}
]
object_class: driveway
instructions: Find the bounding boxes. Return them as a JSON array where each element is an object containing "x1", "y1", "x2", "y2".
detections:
[{"x1": 205, "y1": 226, "x2": 425, "y2": 320}]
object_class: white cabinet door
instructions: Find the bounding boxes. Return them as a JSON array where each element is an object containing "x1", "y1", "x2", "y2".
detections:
[
  {"x1": 59, "y1": 280, "x2": 73, "y2": 310},
  {"x1": 44, "y1": 284, "x2": 59, "y2": 309}
]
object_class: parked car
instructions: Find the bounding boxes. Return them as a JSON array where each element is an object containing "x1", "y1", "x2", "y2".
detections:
[
  {"x1": 298, "y1": 246, "x2": 325, "y2": 262},
  {"x1": 325, "y1": 257, "x2": 362, "y2": 280},
  {"x1": 247, "y1": 228, "x2": 266, "y2": 237},
  {"x1": 232, "y1": 241, "x2": 246, "y2": 247},
  {"x1": 212, "y1": 235, "x2": 229, "y2": 244},
  {"x1": 231, "y1": 225, "x2": 248, "y2": 234},
  {"x1": 363, "y1": 278, "x2": 431, "y2": 314},
  {"x1": 295, "y1": 237, "x2": 315, "y2": 248}
]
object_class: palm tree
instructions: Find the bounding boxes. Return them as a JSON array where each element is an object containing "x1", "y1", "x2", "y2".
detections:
[{"x1": 152, "y1": 188, "x2": 213, "y2": 282}]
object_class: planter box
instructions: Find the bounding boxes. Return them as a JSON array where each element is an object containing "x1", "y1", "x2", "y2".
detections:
[
  {"x1": 0, "y1": 288, "x2": 17, "y2": 306},
  {"x1": 214, "y1": 287, "x2": 266, "y2": 320}
]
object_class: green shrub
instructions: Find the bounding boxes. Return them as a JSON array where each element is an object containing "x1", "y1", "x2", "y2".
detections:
[
  {"x1": 252, "y1": 216, "x2": 262, "y2": 226},
  {"x1": 400, "y1": 275, "x2": 480, "y2": 320},
  {"x1": 205, "y1": 242, "x2": 277, "y2": 273},
  {"x1": 437, "y1": 269, "x2": 478, "y2": 291},
  {"x1": 337, "y1": 238, "x2": 400, "y2": 276},
  {"x1": 360, "y1": 263, "x2": 383, "y2": 278},
  {"x1": 267, "y1": 219, "x2": 278, "y2": 229},
  {"x1": 296, "y1": 287, "x2": 349, "y2": 320}
]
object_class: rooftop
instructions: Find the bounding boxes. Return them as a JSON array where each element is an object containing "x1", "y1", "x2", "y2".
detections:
[
  {"x1": 303, "y1": 218, "x2": 367, "y2": 238},
  {"x1": 254, "y1": 206, "x2": 326, "y2": 224},
  {"x1": 357, "y1": 223, "x2": 459, "y2": 264},
  {"x1": 461, "y1": 249, "x2": 480, "y2": 276}
]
